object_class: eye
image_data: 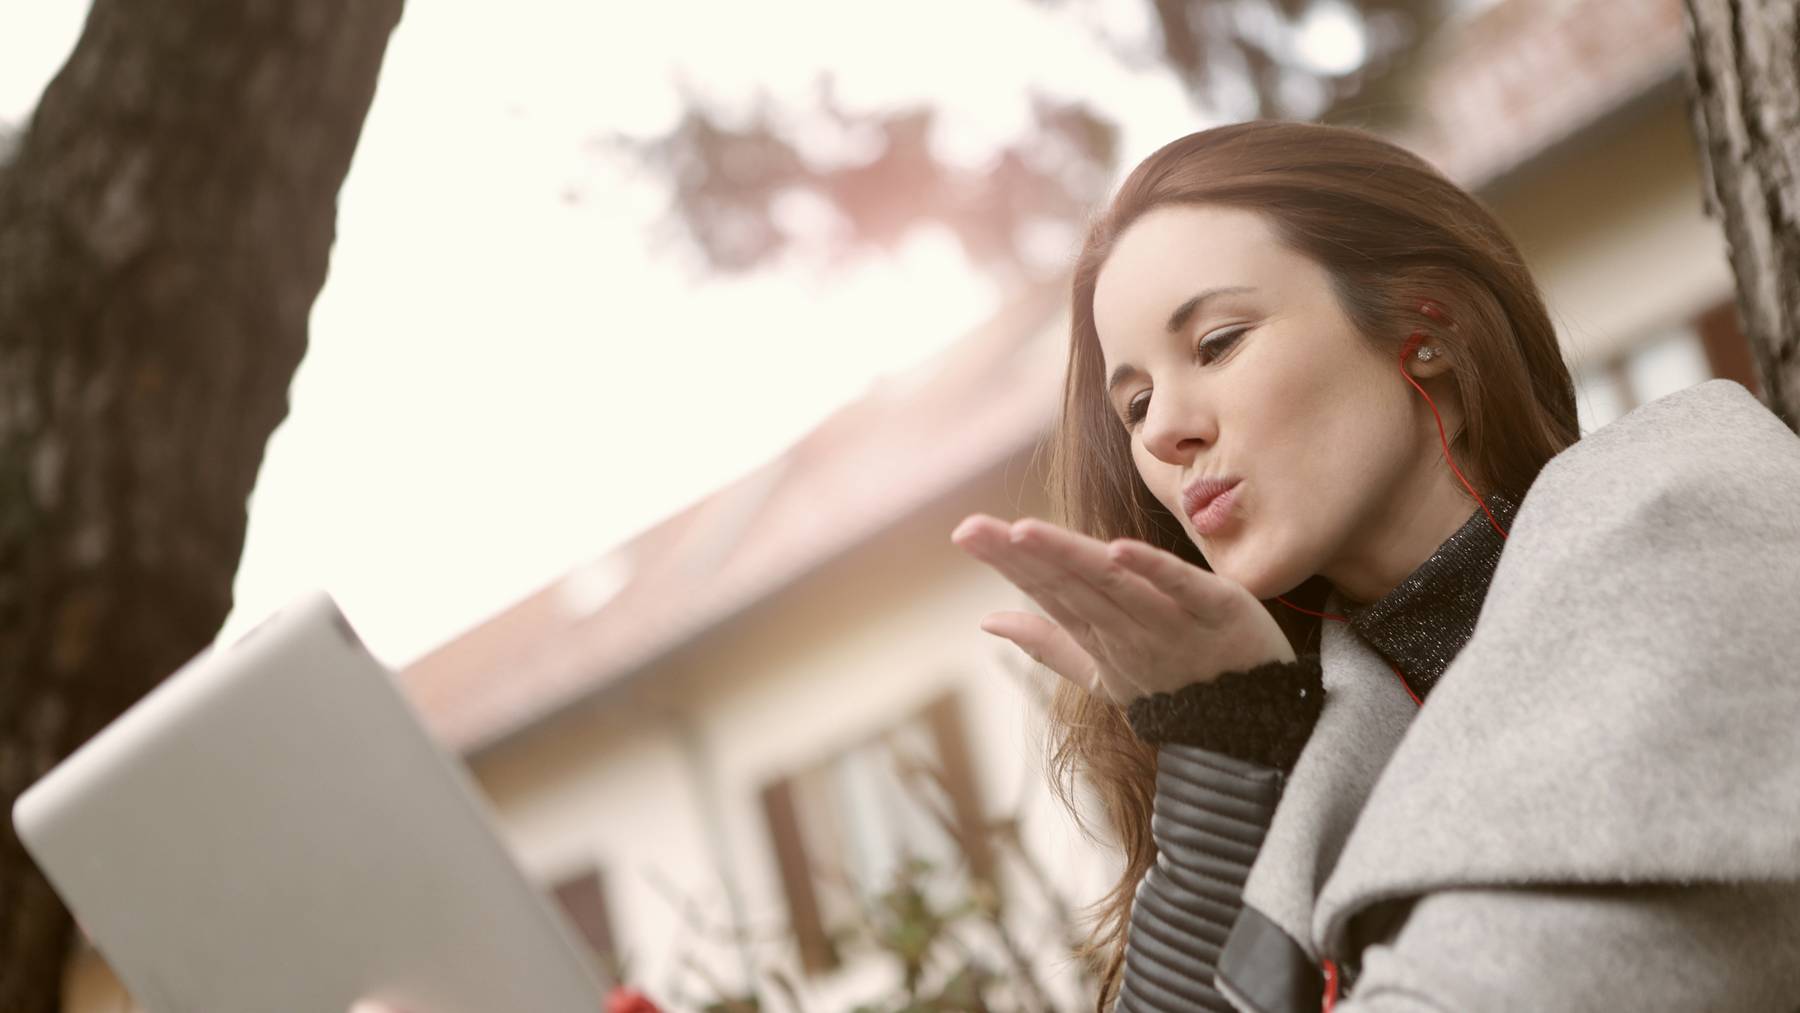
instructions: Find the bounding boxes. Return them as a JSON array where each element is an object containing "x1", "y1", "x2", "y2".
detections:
[
  {"x1": 1197, "y1": 324, "x2": 1249, "y2": 365},
  {"x1": 1122, "y1": 390, "x2": 1151, "y2": 428},
  {"x1": 1118, "y1": 325, "x2": 1250, "y2": 430}
]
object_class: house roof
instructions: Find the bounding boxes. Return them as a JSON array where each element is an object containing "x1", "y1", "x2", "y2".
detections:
[
  {"x1": 1387, "y1": 0, "x2": 1687, "y2": 188},
  {"x1": 402, "y1": 0, "x2": 1691, "y2": 755},
  {"x1": 401, "y1": 280, "x2": 1069, "y2": 753}
]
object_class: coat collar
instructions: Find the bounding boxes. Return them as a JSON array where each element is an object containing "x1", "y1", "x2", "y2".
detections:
[
  {"x1": 1221, "y1": 381, "x2": 1800, "y2": 1010},
  {"x1": 1313, "y1": 380, "x2": 1800, "y2": 959}
]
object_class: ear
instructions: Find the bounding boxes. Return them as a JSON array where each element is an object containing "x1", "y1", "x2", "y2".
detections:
[
  {"x1": 1401, "y1": 329, "x2": 1455, "y2": 379},
  {"x1": 1405, "y1": 345, "x2": 1455, "y2": 380}
]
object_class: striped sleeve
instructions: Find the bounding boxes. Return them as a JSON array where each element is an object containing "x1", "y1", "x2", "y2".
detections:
[{"x1": 1115, "y1": 744, "x2": 1285, "y2": 1013}]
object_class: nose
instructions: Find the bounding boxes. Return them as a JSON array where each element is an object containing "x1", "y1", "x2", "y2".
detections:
[{"x1": 1140, "y1": 389, "x2": 1215, "y2": 466}]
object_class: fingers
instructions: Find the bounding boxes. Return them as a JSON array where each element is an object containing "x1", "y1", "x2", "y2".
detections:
[
  {"x1": 1105, "y1": 538, "x2": 1233, "y2": 619},
  {"x1": 955, "y1": 516, "x2": 1169, "y2": 644},
  {"x1": 955, "y1": 514, "x2": 1286, "y2": 701},
  {"x1": 953, "y1": 517, "x2": 1099, "y2": 637},
  {"x1": 1008, "y1": 520, "x2": 1191, "y2": 631},
  {"x1": 950, "y1": 513, "x2": 1010, "y2": 551},
  {"x1": 979, "y1": 610, "x2": 1134, "y2": 704},
  {"x1": 955, "y1": 514, "x2": 1182, "y2": 702},
  {"x1": 995, "y1": 529, "x2": 1144, "y2": 639}
]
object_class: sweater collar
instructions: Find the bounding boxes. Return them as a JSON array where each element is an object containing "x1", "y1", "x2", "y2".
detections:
[{"x1": 1340, "y1": 493, "x2": 1518, "y2": 701}]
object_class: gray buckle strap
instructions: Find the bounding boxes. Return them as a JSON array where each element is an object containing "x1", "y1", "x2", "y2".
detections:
[{"x1": 1215, "y1": 904, "x2": 1323, "y2": 1013}]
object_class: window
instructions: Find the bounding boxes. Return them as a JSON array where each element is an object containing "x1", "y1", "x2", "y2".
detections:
[
  {"x1": 1571, "y1": 300, "x2": 1754, "y2": 435},
  {"x1": 759, "y1": 692, "x2": 993, "y2": 975},
  {"x1": 1694, "y1": 300, "x2": 1760, "y2": 397}
]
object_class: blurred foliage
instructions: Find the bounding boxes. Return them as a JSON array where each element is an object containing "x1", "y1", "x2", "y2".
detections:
[
  {"x1": 846, "y1": 857, "x2": 1010, "y2": 1013},
  {"x1": 674, "y1": 851, "x2": 1072, "y2": 1013},
  {"x1": 614, "y1": 0, "x2": 1446, "y2": 282},
  {"x1": 661, "y1": 737, "x2": 1096, "y2": 1013}
]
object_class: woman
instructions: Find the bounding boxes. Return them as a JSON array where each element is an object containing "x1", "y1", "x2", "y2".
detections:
[{"x1": 951, "y1": 121, "x2": 1800, "y2": 1012}]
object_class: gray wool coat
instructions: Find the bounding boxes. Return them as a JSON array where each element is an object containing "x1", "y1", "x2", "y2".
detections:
[{"x1": 1124, "y1": 379, "x2": 1800, "y2": 1013}]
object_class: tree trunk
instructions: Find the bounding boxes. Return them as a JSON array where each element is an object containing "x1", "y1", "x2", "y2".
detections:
[
  {"x1": 1681, "y1": 0, "x2": 1800, "y2": 429},
  {"x1": 0, "y1": 2, "x2": 403, "y2": 1009}
]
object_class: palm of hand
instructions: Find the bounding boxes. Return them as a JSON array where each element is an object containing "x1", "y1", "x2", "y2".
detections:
[{"x1": 951, "y1": 515, "x2": 1295, "y2": 704}]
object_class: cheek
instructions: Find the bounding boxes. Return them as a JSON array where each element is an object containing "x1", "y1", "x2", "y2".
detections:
[
  {"x1": 1130, "y1": 445, "x2": 1181, "y2": 514},
  {"x1": 1247, "y1": 345, "x2": 1379, "y2": 482}
]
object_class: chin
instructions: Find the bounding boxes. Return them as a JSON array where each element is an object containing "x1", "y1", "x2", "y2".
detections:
[
  {"x1": 1200, "y1": 552, "x2": 1261, "y2": 595},
  {"x1": 1203, "y1": 542, "x2": 1302, "y2": 602}
]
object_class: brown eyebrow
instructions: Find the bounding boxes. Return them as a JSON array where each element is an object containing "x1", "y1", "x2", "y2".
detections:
[{"x1": 1105, "y1": 285, "x2": 1257, "y2": 396}]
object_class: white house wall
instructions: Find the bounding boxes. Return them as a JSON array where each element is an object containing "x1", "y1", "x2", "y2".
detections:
[
  {"x1": 1487, "y1": 99, "x2": 1735, "y2": 370},
  {"x1": 470, "y1": 482, "x2": 1121, "y2": 1011}
]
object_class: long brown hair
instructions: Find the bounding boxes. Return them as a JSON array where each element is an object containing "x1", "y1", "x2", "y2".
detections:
[{"x1": 1042, "y1": 121, "x2": 1579, "y2": 1009}]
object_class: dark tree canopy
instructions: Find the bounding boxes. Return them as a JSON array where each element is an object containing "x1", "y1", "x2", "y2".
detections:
[{"x1": 616, "y1": 0, "x2": 1446, "y2": 281}]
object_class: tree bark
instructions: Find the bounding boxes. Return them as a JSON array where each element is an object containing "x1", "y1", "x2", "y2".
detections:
[
  {"x1": 1681, "y1": 0, "x2": 1800, "y2": 429},
  {"x1": 0, "y1": 2, "x2": 403, "y2": 1009}
]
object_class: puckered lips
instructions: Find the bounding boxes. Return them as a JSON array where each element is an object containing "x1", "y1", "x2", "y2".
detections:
[{"x1": 1181, "y1": 476, "x2": 1242, "y2": 533}]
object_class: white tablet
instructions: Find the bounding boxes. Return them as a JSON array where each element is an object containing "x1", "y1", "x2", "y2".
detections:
[{"x1": 13, "y1": 590, "x2": 606, "y2": 1013}]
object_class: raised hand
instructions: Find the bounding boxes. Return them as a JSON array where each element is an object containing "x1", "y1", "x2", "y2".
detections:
[{"x1": 951, "y1": 514, "x2": 1294, "y2": 704}]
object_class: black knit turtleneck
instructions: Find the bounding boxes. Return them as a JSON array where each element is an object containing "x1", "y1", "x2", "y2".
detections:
[
  {"x1": 1127, "y1": 493, "x2": 1517, "y2": 771},
  {"x1": 1343, "y1": 493, "x2": 1516, "y2": 701}
]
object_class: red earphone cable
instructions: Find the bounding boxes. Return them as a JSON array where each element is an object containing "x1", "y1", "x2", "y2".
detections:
[
  {"x1": 1398, "y1": 330, "x2": 1509, "y2": 541},
  {"x1": 1270, "y1": 306, "x2": 1512, "y2": 1008},
  {"x1": 1322, "y1": 960, "x2": 1342, "y2": 1012}
]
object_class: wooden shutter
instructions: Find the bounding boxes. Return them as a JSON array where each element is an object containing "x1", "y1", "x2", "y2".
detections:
[
  {"x1": 1696, "y1": 300, "x2": 1761, "y2": 396},
  {"x1": 922, "y1": 692, "x2": 997, "y2": 888},
  {"x1": 760, "y1": 778, "x2": 839, "y2": 974},
  {"x1": 551, "y1": 867, "x2": 618, "y2": 981}
]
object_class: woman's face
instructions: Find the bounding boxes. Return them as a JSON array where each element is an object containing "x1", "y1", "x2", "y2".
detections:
[{"x1": 1091, "y1": 204, "x2": 1471, "y2": 604}]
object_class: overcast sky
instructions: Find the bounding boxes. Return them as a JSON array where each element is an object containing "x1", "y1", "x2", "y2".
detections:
[{"x1": 3, "y1": 1, "x2": 1359, "y2": 666}]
